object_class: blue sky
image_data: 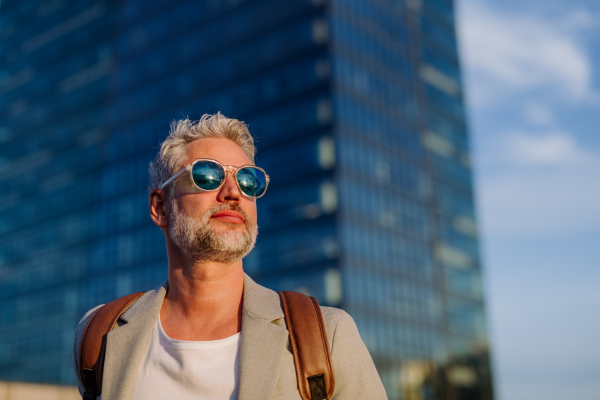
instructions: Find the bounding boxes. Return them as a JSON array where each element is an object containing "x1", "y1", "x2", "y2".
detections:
[{"x1": 456, "y1": 0, "x2": 600, "y2": 399}]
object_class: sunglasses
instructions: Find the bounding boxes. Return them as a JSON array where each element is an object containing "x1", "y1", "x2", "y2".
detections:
[{"x1": 160, "y1": 158, "x2": 270, "y2": 198}]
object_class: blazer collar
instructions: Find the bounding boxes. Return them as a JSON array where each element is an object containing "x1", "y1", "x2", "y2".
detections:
[
  {"x1": 119, "y1": 281, "x2": 167, "y2": 323},
  {"x1": 241, "y1": 273, "x2": 284, "y2": 321}
]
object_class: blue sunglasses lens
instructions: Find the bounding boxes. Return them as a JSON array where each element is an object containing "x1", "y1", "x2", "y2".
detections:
[
  {"x1": 191, "y1": 161, "x2": 225, "y2": 190},
  {"x1": 237, "y1": 167, "x2": 268, "y2": 197}
]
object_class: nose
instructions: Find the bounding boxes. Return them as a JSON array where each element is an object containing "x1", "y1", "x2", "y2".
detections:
[{"x1": 216, "y1": 170, "x2": 241, "y2": 202}]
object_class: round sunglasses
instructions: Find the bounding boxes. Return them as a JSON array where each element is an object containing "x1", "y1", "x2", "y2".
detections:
[{"x1": 160, "y1": 159, "x2": 270, "y2": 198}]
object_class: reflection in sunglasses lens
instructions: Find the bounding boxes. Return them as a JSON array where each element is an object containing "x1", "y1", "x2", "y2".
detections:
[
  {"x1": 237, "y1": 167, "x2": 267, "y2": 197},
  {"x1": 192, "y1": 161, "x2": 224, "y2": 190}
]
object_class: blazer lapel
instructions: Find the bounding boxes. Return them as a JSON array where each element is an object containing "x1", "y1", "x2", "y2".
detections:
[
  {"x1": 101, "y1": 283, "x2": 167, "y2": 400},
  {"x1": 237, "y1": 274, "x2": 289, "y2": 400}
]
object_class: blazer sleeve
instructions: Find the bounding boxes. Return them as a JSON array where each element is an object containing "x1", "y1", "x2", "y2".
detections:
[
  {"x1": 72, "y1": 305, "x2": 103, "y2": 396},
  {"x1": 330, "y1": 310, "x2": 388, "y2": 399}
]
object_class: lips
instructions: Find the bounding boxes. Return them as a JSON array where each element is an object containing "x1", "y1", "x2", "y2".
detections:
[{"x1": 211, "y1": 210, "x2": 245, "y2": 224}]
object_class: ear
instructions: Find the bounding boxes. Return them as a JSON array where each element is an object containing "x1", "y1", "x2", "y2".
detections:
[{"x1": 149, "y1": 189, "x2": 169, "y2": 228}]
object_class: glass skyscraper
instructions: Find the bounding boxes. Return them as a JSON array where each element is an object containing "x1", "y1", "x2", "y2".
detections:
[{"x1": 0, "y1": 0, "x2": 493, "y2": 398}]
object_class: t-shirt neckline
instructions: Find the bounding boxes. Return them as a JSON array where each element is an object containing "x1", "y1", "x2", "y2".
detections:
[{"x1": 157, "y1": 316, "x2": 241, "y2": 349}]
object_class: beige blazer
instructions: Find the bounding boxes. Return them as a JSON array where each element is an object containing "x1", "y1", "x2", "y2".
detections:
[{"x1": 73, "y1": 274, "x2": 387, "y2": 399}]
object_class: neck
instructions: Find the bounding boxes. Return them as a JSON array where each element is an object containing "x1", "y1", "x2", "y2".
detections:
[{"x1": 160, "y1": 244, "x2": 245, "y2": 341}]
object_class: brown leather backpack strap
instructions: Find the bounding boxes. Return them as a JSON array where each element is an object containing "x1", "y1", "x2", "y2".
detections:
[
  {"x1": 78, "y1": 292, "x2": 144, "y2": 400},
  {"x1": 278, "y1": 291, "x2": 335, "y2": 400}
]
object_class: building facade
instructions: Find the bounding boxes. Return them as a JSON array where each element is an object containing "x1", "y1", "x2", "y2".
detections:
[{"x1": 0, "y1": 0, "x2": 493, "y2": 398}]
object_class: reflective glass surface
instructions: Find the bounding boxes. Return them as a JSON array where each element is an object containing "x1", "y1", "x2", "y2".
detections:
[
  {"x1": 191, "y1": 161, "x2": 226, "y2": 191},
  {"x1": 236, "y1": 167, "x2": 267, "y2": 198}
]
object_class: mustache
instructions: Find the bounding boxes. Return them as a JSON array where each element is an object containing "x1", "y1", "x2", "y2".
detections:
[{"x1": 208, "y1": 202, "x2": 251, "y2": 224}]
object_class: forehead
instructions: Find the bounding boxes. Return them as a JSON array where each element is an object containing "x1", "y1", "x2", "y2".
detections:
[{"x1": 183, "y1": 138, "x2": 252, "y2": 167}]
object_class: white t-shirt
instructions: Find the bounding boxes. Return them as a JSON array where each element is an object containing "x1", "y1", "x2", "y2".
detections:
[{"x1": 131, "y1": 317, "x2": 241, "y2": 400}]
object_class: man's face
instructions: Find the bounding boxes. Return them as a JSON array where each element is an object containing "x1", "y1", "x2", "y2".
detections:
[{"x1": 167, "y1": 138, "x2": 258, "y2": 263}]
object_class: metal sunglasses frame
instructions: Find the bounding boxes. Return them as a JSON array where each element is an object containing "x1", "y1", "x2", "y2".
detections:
[{"x1": 159, "y1": 158, "x2": 271, "y2": 198}]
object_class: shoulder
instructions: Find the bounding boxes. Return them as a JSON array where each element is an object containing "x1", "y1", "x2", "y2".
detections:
[
  {"x1": 319, "y1": 306, "x2": 388, "y2": 399},
  {"x1": 71, "y1": 282, "x2": 166, "y2": 394},
  {"x1": 319, "y1": 306, "x2": 349, "y2": 340},
  {"x1": 320, "y1": 305, "x2": 346, "y2": 322},
  {"x1": 73, "y1": 283, "x2": 166, "y2": 351},
  {"x1": 319, "y1": 307, "x2": 362, "y2": 354},
  {"x1": 72, "y1": 304, "x2": 104, "y2": 394},
  {"x1": 73, "y1": 304, "x2": 104, "y2": 361}
]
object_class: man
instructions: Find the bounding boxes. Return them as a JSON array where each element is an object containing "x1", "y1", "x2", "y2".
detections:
[{"x1": 73, "y1": 113, "x2": 387, "y2": 399}]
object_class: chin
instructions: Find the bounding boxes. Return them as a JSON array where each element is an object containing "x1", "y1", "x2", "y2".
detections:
[
  {"x1": 219, "y1": 230, "x2": 245, "y2": 242},
  {"x1": 207, "y1": 216, "x2": 250, "y2": 235}
]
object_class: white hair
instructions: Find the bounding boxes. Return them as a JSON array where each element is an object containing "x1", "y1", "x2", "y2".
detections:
[{"x1": 149, "y1": 113, "x2": 256, "y2": 195}]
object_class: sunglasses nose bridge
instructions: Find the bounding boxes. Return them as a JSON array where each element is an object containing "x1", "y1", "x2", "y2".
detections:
[
  {"x1": 222, "y1": 165, "x2": 242, "y2": 188},
  {"x1": 223, "y1": 165, "x2": 240, "y2": 178}
]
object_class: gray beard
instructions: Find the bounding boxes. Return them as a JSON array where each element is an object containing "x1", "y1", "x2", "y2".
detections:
[{"x1": 168, "y1": 200, "x2": 258, "y2": 264}]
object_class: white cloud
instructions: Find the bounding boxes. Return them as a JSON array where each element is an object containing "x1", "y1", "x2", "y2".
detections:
[
  {"x1": 507, "y1": 131, "x2": 593, "y2": 166},
  {"x1": 457, "y1": 0, "x2": 593, "y2": 106},
  {"x1": 562, "y1": 8, "x2": 596, "y2": 30},
  {"x1": 477, "y1": 131, "x2": 600, "y2": 237},
  {"x1": 523, "y1": 104, "x2": 554, "y2": 126}
]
